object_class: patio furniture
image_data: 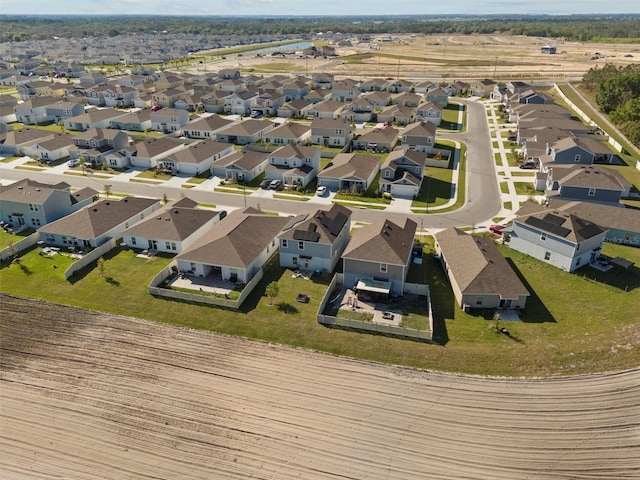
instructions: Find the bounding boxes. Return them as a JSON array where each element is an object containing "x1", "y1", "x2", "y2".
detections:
[{"x1": 296, "y1": 293, "x2": 310, "y2": 303}]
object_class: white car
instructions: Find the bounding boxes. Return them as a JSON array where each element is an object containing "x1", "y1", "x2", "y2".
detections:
[
  {"x1": 316, "y1": 186, "x2": 328, "y2": 197},
  {"x1": 67, "y1": 159, "x2": 79, "y2": 167}
]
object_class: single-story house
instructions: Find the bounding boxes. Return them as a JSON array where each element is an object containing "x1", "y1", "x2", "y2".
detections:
[
  {"x1": 434, "y1": 227, "x2": 530, "y2": 310},
  {"x1": 317, "y1": 153, "x2": 380, "y2": 193},
  {"x1": 210, "y1": 149, "x2": 269, "y2": 183}
]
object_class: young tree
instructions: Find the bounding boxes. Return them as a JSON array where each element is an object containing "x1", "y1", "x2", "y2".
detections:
[
  {"x1": 79, "y1": 156, "x2": 87, "y2": 175},
  {"x1": 266, "y1": 281, "x2": 279, "y2": 305},
  {"x1": 103, "y1": 184, "x2": 112, "y2": 198},
  {"x1": 97, "y1": 256, "x2": 106, "y2": 277}
]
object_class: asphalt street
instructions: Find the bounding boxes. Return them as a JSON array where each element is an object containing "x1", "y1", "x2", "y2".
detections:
[{"x1": 0, "y1": 98, "x2": 501, "y2": 229}]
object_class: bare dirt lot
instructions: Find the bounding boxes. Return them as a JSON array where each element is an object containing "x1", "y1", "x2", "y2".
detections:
[
  {"x1": 203, "y1": 34, "x2": 640, "y2": 81},
  {"x1": 2, "y1": 294, "x2": 639, "y2": 479}
]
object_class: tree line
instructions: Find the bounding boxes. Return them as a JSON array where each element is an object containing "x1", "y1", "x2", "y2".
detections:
[
  {"x1": 583, "y1": 64, "x2": 640, "y2": 148},
  {"x1": 1, "y1": 15, "x2": 639, "y2": 44}
]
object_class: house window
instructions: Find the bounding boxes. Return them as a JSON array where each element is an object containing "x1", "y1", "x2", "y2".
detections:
[
  {"x1": 574, "y1": 154, "x2": 581, "y2": 162},
  {"x1": 28, "y1": 203, "x2": 39, "y2": 212},
  {"x1": 380, "y1": 263, "x2": 388, "y2": 273},
  {"x1": 298, "y1": 241, "x2": 304, "y2": 250},
  {"x1": 476, "y1": 296, "x2": 483, "y2": 306},
  {"x1": 131, "y1": 237, "x2": 137, "y2": 245},
  {"x1": 540, "y1": 232, "x2": 547, "y2": 241},
  {"x1": 281, "y1": 239, "x2": 288, "y2": 248},
  {"x1": 31, "y1": 218, "x2": 41, "y2": 226},
  {"x1": 588, "y1": 187, "x2": 596, "y2": 196},
  {"x1": 544, "y1": 251, "x2": 551, "y2": 261}
]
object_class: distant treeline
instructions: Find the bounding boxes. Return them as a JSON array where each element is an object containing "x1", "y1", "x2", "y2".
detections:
[{"x1": 1, "y1": 15, "x2": 639, "y2": 43}]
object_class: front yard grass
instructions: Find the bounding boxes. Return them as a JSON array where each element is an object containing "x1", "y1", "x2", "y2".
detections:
[{"x1": 2, "y1": 237, "x2": 639, "y2": 377}]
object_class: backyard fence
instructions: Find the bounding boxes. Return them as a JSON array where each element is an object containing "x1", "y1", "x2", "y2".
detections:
[
  {"x1": 64, "y1": 238, "x2": 119, "y2": 280},
  {"x1": 0, "y1": 231, "x2": 40, "y2": 262}
]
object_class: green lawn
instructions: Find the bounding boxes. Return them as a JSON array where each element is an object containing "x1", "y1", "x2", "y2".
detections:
[
  {"x1": 4, "y1": 234, "x2": 639, "y2": 376},
  {"x1": 513, "y1": 182, "x2": 536, "y2": 195}
]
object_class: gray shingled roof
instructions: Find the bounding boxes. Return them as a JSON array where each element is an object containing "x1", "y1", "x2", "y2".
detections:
[
  {"x1": 343, "y1": 217, "x2": 417, "y2": 265},
  {"x1": 123, "y1": 205, "x2": 217, "y2": 241},
  {"x1": 175, "y1": 208, "x2": 289, "y2": 268},
  {"x1": 279, "y1": 204, "x2": 351, "y2": 245},
  {"x1": 435, "y1": 228, "x2": 530, "y2": 298},
  {"x1": 40, "y1": 197, "x2": 159, "y2": 239}
]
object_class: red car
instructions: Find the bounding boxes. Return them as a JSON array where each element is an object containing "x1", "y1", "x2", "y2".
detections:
[{"x1": 489, "y1": 224, "x2": 507, "y2": 235}]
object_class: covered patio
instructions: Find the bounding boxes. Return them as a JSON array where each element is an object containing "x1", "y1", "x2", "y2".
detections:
[{"x1": 169, "y1": 272, "x2": 240, "y2": 297}]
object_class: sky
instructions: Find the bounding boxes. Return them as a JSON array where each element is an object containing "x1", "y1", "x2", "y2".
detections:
[{"x1": 1, "y1": 0, "x2": 638, "y2": 16}]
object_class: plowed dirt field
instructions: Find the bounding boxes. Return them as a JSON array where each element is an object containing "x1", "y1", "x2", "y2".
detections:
[{"x1": 1, "y1": 294, "x2": 639, "y2": 479}]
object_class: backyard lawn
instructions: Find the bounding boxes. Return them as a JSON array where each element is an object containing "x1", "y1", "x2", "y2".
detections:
[{"x1": 1, "y1": 236, "x2": 638, "y2": 377}]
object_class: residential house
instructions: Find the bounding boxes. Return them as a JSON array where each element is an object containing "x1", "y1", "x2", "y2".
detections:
[
  {"x1": 434, "y1": 228, "x2": 530, "y2": 310},
  {"x1": 175, "y1": 207, "x2": 289, "y2": 284},
  {"x1": 150, "y1": 108, "x2": 190, "y2": 133},
  {"x1": 182, "y1": 114, "x2": 235, "y2": 140},
  {"x1": 392, "y1": 92, "x2": 422, "y2": 108},
  {"x1": 64, "y1": 108, "x2": 128, "y2": 131},
  {"x1": 109, "y1": 109, "x2": 153, "y2": 132},
  {"x1": 401, "y1": 121, "x2": 437, "y2": 154},
  {"x1": 509, "y1": 210, "x2": 608, "y2": 272},
  {"x1": 216, "y1": 118, "x2": 274, "y2": 145},
  {"x1": 281, "y1": 78, "x2": 311, "y2": 101},
  {"x1": 17, "y1": 80, "x2": 54, "y2": 100},
  {"x1": 38, "y1": 197, "x2": 161, "y2": 250},
  {"x1": 425, "y1": 88, "x2": 449, "y2": 108},
  {"x1": 512, "y1": 89, "x2": 554, "y2": 106},
  {"x1": 68, "y1": 128, "x2": 129, "y2": 167},
  {"x1": 13, "y1": 96, "x2": 59, "y2": 125},
  {"x1": 413, "y1": 80, "x2": 439, "y2": 95},
  {"x1": 253, "y1": 90, "x2": 286, "y2": 116},
  {"x1": 311, "y1": 73, "x2": 334, "y2": 90},
  {"x1": 361, "y1": 90, "x2": 393, "y2": 108},
  {"x1": 543, "y1": 165, "x2": 631, "y2": 206},
  {"x1": 152, "y1": 87, "x2": 189, "y2": 109},
  {"x1": 44, "y1": 100, "x2": 85, "y2": 124},
  {"x1": 330, "y1": 78, "x2": 360, "y2": 102},
  {"x1": 224, "y1": 90, "x2": 258, "y2": 115},
  {"x1": 201, "y1": 90, "x2": 232, "y2": 114},
  {"x1": 218, "y1": 69, "x2": 242, "y2": 80},
  {"x1": 0, "y1": 128, "x2": 53, "y2": 156},
  {"x1": 305, "y1": 99, "x2": 345, "y2": 119},
  {"x1": 539, "y1": 135, "x2": 617, "y2": 168},
  {"x1": 277, "y1": 98, "x2": 313, "y2": 119},
  {"x1": 376, "y1": 104, "x2": 415, "y2": 126},
  {"x1": 124, "y1": 137, "x2": 186, "y2": 170},
  {"x1": 358, "y1": 78, "x2": 389, "y2": 92},
  {"x1": 160, "y1": 139, "x2": 234, "y2": 176},
  {"x1": 342, "y1": 217, "x2": 418, "y2": 297},
  {"x1": 415, "y1": 101, "x2": 443, "y2": 125},
  {"x1": 341, "y1": 97, "x2": 377, "y2": 123},
  {"x1": 210, "y1": 149, "x2": 269, "y2": 182},
  {"x1": 79, "y1": 71, "x2": 108, "y2": 85},
  {"x1": 278, "y1": 204, "x2": 352, "y2": 272},
  {"x1": 0, "y1": 178, "x2": 97, "y2": 229},
  {"x1": 378, "y1": 149, "x2": 426, "y2": 199},
  {"x1": 305, "y1": 89, "x2": 332, "y2": 104},
  {"x1": 310, "y1": 118, "x2": 353, "y2": 147},
  {"x1": 442, "y1": 81, "x2": 468, "y2": 96},
  {"x1": 317, "y1": 153, "x2": 379, "y2": 193},
  {"x1": 352, "y1": 125, "x2": 399, "y2": 153},
  {"x1": 516, "y1": 200, "x2": 640, "y2": 248},
  {"x1": 470, "y1": 79, "x2": 497, "y2": 98},
  {"x1": 217, "y1": 78, "x2": 248, "y2": 93},
  {"x1": 122, "y1": 199, "x2": 222, "y2": 254},
  {"x1": 264, "y1": 122, "x2": 311, "y2": 146},
  {"x1": 31, "y1": 133, "x2": 75, "y2": 162},
  {"x1": 265, "y1": 144, "x2": 321, "y2": 188},
  {"x1": 387, "y1": 79, "x2": 414, "y2": 93}
]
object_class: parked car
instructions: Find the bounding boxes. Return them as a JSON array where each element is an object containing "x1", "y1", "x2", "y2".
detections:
[
  {"x1": 67, "y1": 159, "x2": 79, "y2": 167},
  {"x1": 218, "y1": 210, "x2": 227, "y2": 220},
  {"x1": 269, "y1": 179, "x2": 283, "y2": 190},
  {"x1": 250, "y1": 110, "x2": 262, "y2": 119},
  {"x1": 489, "y1": 224, "x2": 507, "y2": 235},
  {"x1": 519, "y1": 161, "x2": 537, "y2": 169},
  {"x1": 259, "y1": 179, "x2": 271, "y2": 189},
  {"x1": 316, "y1": 185, "x2": 328, "y2": 197}
]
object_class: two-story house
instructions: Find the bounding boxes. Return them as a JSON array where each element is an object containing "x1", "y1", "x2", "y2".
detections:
[
  {"x1": 310, "y1": 118, "x2": 353, "y2": 147},
  {"x1": 0, "y1": 178, "x2": 97, "y2": 229},
  {"x1": 278, "y1": 204, "x2": 352, "y2": 272},
  {"x1": 342, "y1": 218, "x2": 418, "y2": 298},
  {"x1": 509, "y1": 210, "x2": 608, "y2": 272},
  {"x1": 401, "y1": 121, "x2": 437, "y2": 154},
  {"x1": 265, "y1": 144, "x2": 321, "y2": 188},
  {"x1": 150, "y1": 108, "x2": 190, "y2": 133},
  {"x1": 378, "y1": 149, "x2": 426, "y2": 199},
  {"x1": 68, "y1": 128, "x2": 129, "y2": 167},
  {"x1": 415, "y1": 101, "x2": 443, "y2": 125}
]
